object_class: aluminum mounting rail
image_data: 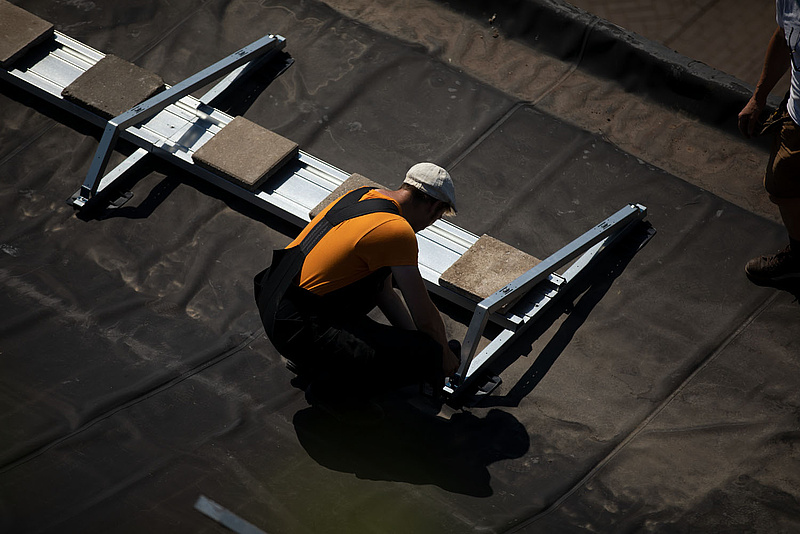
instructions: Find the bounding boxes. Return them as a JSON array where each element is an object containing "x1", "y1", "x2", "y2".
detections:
[
  {"x1": 2, "y1": 26, "x2": 650, "y2": 401},
  {"x1": 0, "y1": 29, "x2": 481, "y2": 309}
]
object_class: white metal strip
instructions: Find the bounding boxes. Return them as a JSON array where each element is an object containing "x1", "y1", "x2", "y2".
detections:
[{"x1": 194, "y1": 495, "x2": 267, "y2": 534}]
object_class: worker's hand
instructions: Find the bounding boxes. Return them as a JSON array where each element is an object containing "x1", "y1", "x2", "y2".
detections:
[
  {"x1": 738, "y1": 96, "x2": 764, "y2": 138},
  {"x1": 442, "y1": 346, "x2": 460, "y2": 377}
]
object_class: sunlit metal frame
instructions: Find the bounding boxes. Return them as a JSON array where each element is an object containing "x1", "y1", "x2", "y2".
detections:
[
  {"x1": 72, "y1": 34, "x2": 285, "y2": 207},
  {"x1": 2, "y1": 23, "x2": 650, "y2": 402},
  {"x1": 445, "y1": 204, "x2": 648, "y2": 400}
]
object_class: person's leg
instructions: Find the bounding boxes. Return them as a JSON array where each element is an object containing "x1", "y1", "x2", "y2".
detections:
[
  {"x1": 745, "y1": 120, "x2": 800, "y2": 285},
  {"x1": 345, "y1": 315, "x2": 444, "y2": 392},
  {"x1": 778, "y1": 199, "x2": 800, "y2": 242},
  {"x1": 310, "y1": 314, "x2": 443, "y2": 400},
  {"x1": 274, "y1": 278, "x2": 443, "y2": 403}
]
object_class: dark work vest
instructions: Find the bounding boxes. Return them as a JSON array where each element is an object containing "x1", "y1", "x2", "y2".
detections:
[{"x1": 254, "y1": 187, "x2": 400, "y2": 337}]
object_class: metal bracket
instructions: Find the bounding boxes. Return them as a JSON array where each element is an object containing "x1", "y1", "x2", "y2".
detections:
[
  {"x1": 71, "y1": 34, "x2": 286, "y2": 209},
  {"x1": 446, "y1": 204, "x2": 649, "y2": 400}
]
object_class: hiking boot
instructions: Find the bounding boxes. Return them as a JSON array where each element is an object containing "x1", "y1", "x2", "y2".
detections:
[{"x1": 745, "y1": 245, "x2": 800, "y2": 286}]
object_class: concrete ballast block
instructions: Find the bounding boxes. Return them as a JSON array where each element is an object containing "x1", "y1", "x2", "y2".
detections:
[
  {"x1": 61, "y1": 54, "x2": 165, "y2": 119},
  {"x1": 0, "y1": 1, "x2": 54, "y2": 68},
  {"x1": 439, "y1": 234, "x2": 542, "y2": 303},
  {"x1": 192, "y1": 116, "x2": 299, "y2": 191},
  {"x1": 309, "y1": 173, "x2": 385, "y2": 219}
]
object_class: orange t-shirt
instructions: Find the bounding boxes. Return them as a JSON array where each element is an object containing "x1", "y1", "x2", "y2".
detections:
[{"x1": 288, "y1": 189, "x2": 418, "y2": 295}]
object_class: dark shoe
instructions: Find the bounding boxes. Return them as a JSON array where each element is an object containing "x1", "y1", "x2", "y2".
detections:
[
  {"x1": 305, "y1": 383, "x2": 384, "y2": 426},
  {"x1": 745, "y1": 246, "x2": 800, "y2": 286}
]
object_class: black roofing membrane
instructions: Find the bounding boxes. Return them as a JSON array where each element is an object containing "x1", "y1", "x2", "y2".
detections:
[{"x1": 1, "y1": 0, "x2": 798, "y2": 533}]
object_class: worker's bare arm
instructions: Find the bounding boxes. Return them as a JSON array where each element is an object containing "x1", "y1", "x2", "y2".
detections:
[
  {"x1": 376, "y1": 273, "x2": 415, "y2": 330},
  {"x1": 739, "y1": 27, "x2": 790, "y2": 138},
  {"x1": 391, "y1": 265, "x2": 459, "y2": 375}
]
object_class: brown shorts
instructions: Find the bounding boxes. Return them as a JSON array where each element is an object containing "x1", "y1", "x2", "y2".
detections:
[{"x1": 765, "y1": 116, "x2": 800, "y2": 201}]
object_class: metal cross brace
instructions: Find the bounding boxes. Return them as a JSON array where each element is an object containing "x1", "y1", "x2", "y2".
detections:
[
  {"x1": 446, "y1": 203, "x2": 648, "y2": 400},
  {"x1": 71, "y1": 34, "x2": 286, "y2": 208}
]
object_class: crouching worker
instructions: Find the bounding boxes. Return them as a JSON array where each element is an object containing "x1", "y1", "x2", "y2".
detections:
[{"x1": 255, "y1": 163, "x2": 461, "y2": 421}]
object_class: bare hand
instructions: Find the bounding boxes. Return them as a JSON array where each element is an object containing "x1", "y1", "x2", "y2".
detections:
[{"x1": 738, "y1": 97, "x2": 764, "y2": 138}]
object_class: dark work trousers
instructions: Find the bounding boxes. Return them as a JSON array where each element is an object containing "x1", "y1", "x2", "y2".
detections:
[{"x1": 269, "y1": 269, "x2": 443, "y2": 400}]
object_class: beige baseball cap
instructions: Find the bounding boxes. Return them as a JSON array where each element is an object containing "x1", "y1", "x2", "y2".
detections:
[{"x1": 403, "y1": 162, "x2": 457, "y2": 214}]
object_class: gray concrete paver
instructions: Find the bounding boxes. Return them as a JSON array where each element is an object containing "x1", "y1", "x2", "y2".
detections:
[{"x1": 0, "y1": 0, "x2": 53, "y2": 67}]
